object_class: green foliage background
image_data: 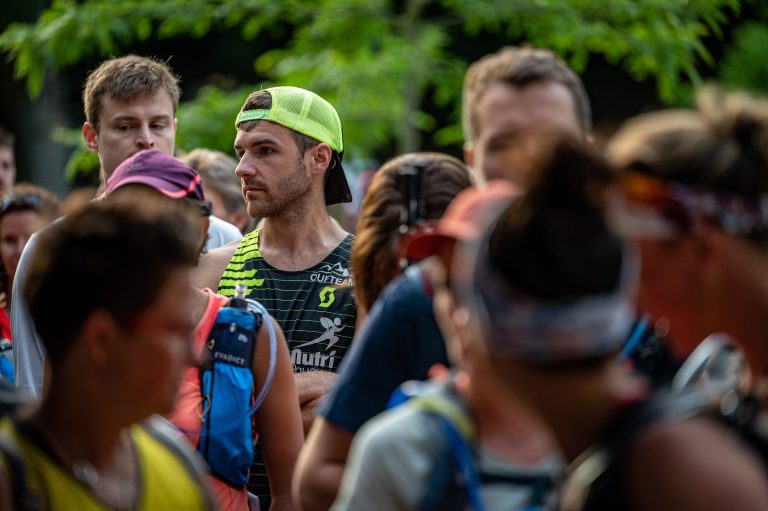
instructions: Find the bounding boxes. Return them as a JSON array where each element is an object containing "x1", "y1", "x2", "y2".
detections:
[{"x1": 2, "y1": 0, "x2": 763, "y2": 183}]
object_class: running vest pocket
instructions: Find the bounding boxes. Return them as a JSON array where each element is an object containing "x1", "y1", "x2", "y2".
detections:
[{"x1": 199, "y1": 304, "x2": 261, "y2": 488}]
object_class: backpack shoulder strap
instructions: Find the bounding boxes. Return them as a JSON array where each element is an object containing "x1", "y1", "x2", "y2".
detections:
[
  {"x1": 407, "y1": 387, "x2": 484, "y2": 511},
  {"x1": 0, "y1": 432, "x2": 31, "y2": 510},
  {"x1": 144, "y1": 417, "x2": 216, "y2": 511},
  {"x1": 197, "y1": 299, "x2": 264, "y2": 487},
  {"x1": 0, "y1": 418, "x2": 47, "y2": 511}
]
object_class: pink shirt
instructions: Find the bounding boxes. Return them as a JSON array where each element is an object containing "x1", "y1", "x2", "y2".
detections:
[{"x1": 168, "y1": 289, "x2": 251, "y2": 511}]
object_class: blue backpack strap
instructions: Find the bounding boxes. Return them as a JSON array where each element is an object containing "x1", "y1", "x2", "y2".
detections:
[
  {"x1": 198, "y1": 301, "x2": 262, "y2": 488},
  {"x1": 389, "y1": 380, "x2": 484, "y2": 511},
  {"x1": 410, "y1": 394, "x2": 484, "y2": 511}
]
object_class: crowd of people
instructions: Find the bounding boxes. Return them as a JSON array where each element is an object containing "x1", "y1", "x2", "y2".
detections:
[{"x1": 0, "y1": 44, "x2": 766, "y2": 511}]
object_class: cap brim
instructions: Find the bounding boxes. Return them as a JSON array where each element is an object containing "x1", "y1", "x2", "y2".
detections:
[
  {"x1": 108, "y1": 175, "x2": 200, "y2": 200},
  {"x1": 324, "y1": 153, "x2": 352, "y2": 205},
  {"x1": 404, "y1": 232, "x2": 457, "y2": 262}
]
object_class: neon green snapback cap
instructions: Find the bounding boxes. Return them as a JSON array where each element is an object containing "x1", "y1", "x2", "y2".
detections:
[{"x1": 236, "y1": 86, "x2": 351, "y2": 205}]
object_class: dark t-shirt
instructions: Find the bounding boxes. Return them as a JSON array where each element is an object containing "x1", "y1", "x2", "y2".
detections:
[
  {"x1": 320, "y1": 263, "x2": 449, "y2": 433},
  {"x1": 217, "y1": 229, "x2": 357, "y2": 508},
  {"x1": 218, "y1": 229, "x2": 357, "y2": 372}
]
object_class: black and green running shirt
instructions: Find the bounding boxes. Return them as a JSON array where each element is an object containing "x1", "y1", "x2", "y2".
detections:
[{"x1": 217, "y1": 229, "x2": 357, "y2": 373}]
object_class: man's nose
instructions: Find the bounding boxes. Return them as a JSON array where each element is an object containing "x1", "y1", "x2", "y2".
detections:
[
  {"x1": 235, "y1": 157, "x2": 255, "y2": 178},
  {"x1": 136, "y1": 125, "x2": 155, "y2": 149}
]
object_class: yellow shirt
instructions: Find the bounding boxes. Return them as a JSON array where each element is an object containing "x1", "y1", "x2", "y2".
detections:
[{"x1": 0, "y1": 417, "x2": 213, "y2": 510}]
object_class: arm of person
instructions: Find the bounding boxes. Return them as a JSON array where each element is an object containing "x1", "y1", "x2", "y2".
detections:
[
  {"x1": 190, "y1": 240, "x2": 239, "y2": 291},
  {"x1": 628, "y1": 417, "x2": 768, "y2": 511},
  {"x1": 294, "y1": 371, "x2": 337, "y2": 435},
  {"x1": 253, "y1": 316, "x2": 304, "y2": 511},
  {"x1": 292, "y1": 418, "x2": 353, "y2": 511},
  {"x1": 10, "y1": 230, "x2": 45, "y2": 399}
]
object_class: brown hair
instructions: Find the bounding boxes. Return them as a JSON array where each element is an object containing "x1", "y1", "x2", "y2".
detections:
[
  {"x1": 0, "y1": 127, "x2": 14, "y2": 149},
  {"x1": 352, "y1": 152, "x2": 473, "y2": 312},
  {"x1": 607, "y1": 88, "x2": 768, "y2": 246},
  {"x1": 488, "y1": 139, "x2": 619, "y2": 301},
  {"x1": 83, "y1": 55, "x2": 181, "y2": 130},
  {"x1": 462, "y1": 46, "x2": 591, "y2": 143}
]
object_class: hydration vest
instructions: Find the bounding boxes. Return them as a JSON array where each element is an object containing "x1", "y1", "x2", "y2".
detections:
[
  {"x1": 388, "y1": 379, "x2": 554, "y2": 511},
  {"x1": 198, "y1": 290, "x2": 263, "y2": 488}
]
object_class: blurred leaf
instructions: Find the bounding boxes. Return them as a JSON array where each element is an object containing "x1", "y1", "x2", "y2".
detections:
[
  {"x1": 720, "y1": 21, "x2": 768, "y2": 95},
  {"x1": 175, "y1": 84, "x2": 259, "y2": 156},
  {"x1": 53, "y1": 126, "x2": 101, "y2": 183},
  {"x1": 0, "y1": 0, "x2": 743, "y2": 160}
]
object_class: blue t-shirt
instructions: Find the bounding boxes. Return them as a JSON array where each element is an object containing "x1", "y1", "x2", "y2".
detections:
[{"x1": 320, "y1": 263, "x2": 449, "y2": 433}]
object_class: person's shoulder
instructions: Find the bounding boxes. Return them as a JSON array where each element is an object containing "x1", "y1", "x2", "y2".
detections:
[
  {"x1": 212, "y1": 237, "x2": 242, "y2": 258},
  {"x1": 628, "y1": 416, "x2": 768, "y2": 511},
  {"x1": 356, "y1": 388, "x2": 450, "y2": 454},
  {"x1": 371, "y1": 266, "x2": 432, "y2": 315},
  {"x1": 139, "y1": 417, "x2": 216, "y2": 509},
  {"x1": 631, "y1": 415, "x2": 741, "y2": 461},
  {"x1": 191, "y1": 239, "x2": 240, "y2": 290},
  {"x1": 141, "y1": 417, "x2": 212, "y2": 482}
]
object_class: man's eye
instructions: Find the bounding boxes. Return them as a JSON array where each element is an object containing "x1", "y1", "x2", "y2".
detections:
[
  {"x1": 118, "y1": 125, "x2": 133, "y2": 131},
  {"x1": 151, "y1": 123, "x2": 166, "y2": 130},
  {"x1": 259, "y1": 147, "x2": 274, "y2": 155}
]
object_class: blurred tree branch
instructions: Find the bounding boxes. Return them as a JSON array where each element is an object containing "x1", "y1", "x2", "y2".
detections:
[{"x1": 0, "y1": 0, "x2": 741, "y2": 166}]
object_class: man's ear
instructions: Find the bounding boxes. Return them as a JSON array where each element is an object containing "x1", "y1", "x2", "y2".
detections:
[
  {"x1": 81, "y1": 309, "x2": 120, "y2": 366},
  {"x1": 309, "y1": 144, "x2": 333, "y2": 177},
  {"x1": 83, "y1": 122, "x2": 99, "y2": 154}
]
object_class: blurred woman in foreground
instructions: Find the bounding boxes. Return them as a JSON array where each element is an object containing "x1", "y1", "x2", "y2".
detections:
[
  {"x1": 0, "y1": 191, "x2": 214, "y2": 510},
  {"x1": 439, "y1": 140, "x2": 768, "y2": 510},
  {"x1": 607, "y1": 88, "x2": 768, "y2": 377}
]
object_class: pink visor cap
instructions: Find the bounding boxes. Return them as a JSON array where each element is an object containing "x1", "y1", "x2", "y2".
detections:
[
  {"x1": 404, "y1": 180, "x2": 521, "y2": 262},
  {"x1": 105, "y1": 150, "x2": 206, "y2": 202}
]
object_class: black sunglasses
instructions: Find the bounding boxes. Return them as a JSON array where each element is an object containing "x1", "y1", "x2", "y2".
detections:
[{"x1": 0, "y1": 193, "x2": 43, "y2": 215}]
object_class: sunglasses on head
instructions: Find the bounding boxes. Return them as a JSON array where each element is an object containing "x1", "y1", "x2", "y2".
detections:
[
  {"x1": 0, "y1": 193, "x2": 43, "y2": 216},
  {"x1": 613, "y1": 172, "x2": 768, "y2": 240}
]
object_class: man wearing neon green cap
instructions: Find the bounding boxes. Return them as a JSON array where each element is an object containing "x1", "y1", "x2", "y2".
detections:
[{"x1": 195, "y1": 85, "x2": 356, "y2": 508}]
